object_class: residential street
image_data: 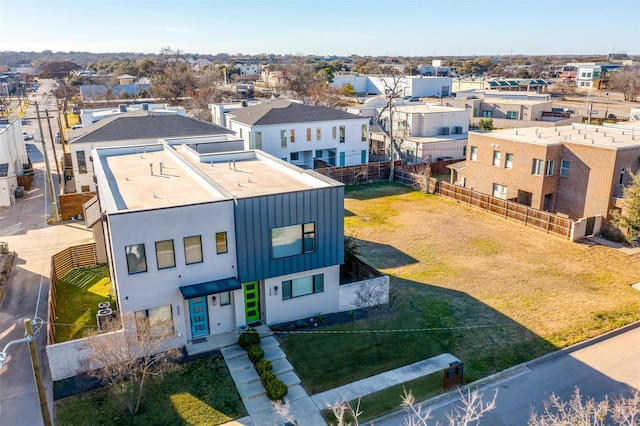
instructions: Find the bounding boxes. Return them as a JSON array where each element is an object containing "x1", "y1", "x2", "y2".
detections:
[
  {"x1": 0, "y1": 91, "x2": 93, "y2": 425},
  {"x1": 374, "y1": 323, "x2": 640, "y2": 425}
]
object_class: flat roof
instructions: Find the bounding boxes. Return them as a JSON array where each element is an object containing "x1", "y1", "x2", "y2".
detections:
[
  {"x1": 394, "y1": 104, "x2": 467, "y2": 114},
  {"x1": 484, "y1": 124, "x2": 640, "y2": 149}
]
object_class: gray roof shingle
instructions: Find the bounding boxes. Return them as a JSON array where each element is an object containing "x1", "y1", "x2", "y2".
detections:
[
  {"x1": 69, "y1": 110, "x2": 233, "y2": 144},
  {"x1": 227, "y1": 99, "x2": 362, "y2": 126}
]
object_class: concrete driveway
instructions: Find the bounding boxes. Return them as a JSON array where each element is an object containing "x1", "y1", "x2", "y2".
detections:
[{"x1": 0, "y1": 165, "x2": 92, "y2": 425}]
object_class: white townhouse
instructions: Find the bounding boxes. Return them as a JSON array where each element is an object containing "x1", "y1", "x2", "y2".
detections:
[
  {"x1": 0, "y1": 117, "x2": 30, "y2": 206},
  {"x1": 90, "y1": 142, "x2": 346, "y2": 345},
  {"x1": 66, "y1": 110, "x2": 239, "y2": 193},
  {"x1": 223, "y1": 99, "x2": 370, "y2": 168}
]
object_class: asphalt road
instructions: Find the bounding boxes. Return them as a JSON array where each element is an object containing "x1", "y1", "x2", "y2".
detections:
[
  {"x1": 0, "y1": 83, "x2": 92, "y2": 426},
  {"x1": 374, "y1": 323, "x2": 640, "y2": 425}
]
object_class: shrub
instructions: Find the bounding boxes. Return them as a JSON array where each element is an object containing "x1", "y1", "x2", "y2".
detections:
[
  {"x1": 238, "y1": 328, "x2": 260, "y2": 350},
  {"x1": 247, "y1": 345, "x2": 264, "y2": 364},
  {"x1": 264, "y1": 378, "x2": 288, "y2": 401},
  {"x1": 259, "y1": 370, "x2": 277, "y2": 386},
  {"x1": 255, "y1": 358, "x2": 273, "y2": 376}
]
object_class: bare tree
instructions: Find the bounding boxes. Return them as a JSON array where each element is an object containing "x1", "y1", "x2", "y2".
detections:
[
  {"x1": 351, "y1": 271, "x2": 390, "y2": 348},
  {"x1": 82, "y1": 313, "x2": 181, "y2": 415},
  {"x1": 281, "y1": 59, "x2": 319, "y2": 97},
  {"x1": 375, "y1": 67, "x2": 407, "y2": 181},
  {"x1": 529, "y1": 387, "x2": 610, "y2": 426},
  {"x1": 608, "y1": 66, "x2": 640, "y2": 102},
  {"x1": 549, "y1": 79, "x2": 577, "y2": 100},
  {"x1": 610, "y1": 389, "x2": 640, "y2": 426}
]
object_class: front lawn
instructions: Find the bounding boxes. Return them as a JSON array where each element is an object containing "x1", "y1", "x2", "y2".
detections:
[
  {"x1": 279, "y1": 182, "x2": 640, "y2": 398},
  {"x1": 54, "y1": 264, "x2": 113, "y2": 342},
  {"x1": 54, "y1": 354, "x2": 246, "y2": 425}
]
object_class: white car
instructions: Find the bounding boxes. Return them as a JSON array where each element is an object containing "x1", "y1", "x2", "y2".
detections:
[{"x1": 22, "y1": 131, "x2": 29, "y2": 140}]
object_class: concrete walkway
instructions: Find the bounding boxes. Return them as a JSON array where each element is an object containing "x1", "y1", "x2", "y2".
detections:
[{"x1": 220, "y1": 331, "x2": 459, "y2": 426}]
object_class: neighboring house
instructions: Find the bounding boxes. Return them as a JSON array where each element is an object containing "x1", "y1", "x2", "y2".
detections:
[
  {"x1": 452, "y1": 123, "x2": 640, "y2": 223},
  {"x1": 377, "y1": 104, "x2": 469, "y2": 163},
  {"x1": 79, "y1": 103, "x2": 187, "y2": 126},
  {"x1": 223, "y1": 99, "x2": 370, "y2": 168},
  {"x1": 445, "y1": 91, "x2": 582, "y2": 129},
  {"x1": 574, "y1": 63, "x2": 620, "y2": 90},
  {"x1": 65, "y1": 111, "x2": 238, "y2": 193},
  {"x1": 117, "y1": 74, "x2": 136, "y2": 85},
  {"x1": 209, "y1": 100, "x2": 262, "y2": 128},
  {"x1": 332, "y1": 75, "x2": 452, "y2": 98},
  {"x1": 90, "y1": 143, "x2": 347, "y2": 345},
  {"x1": 0, "y1": 117, "x2": 29, "y2": 206}
]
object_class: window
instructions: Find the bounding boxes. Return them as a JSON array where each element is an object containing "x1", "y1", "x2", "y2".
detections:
[
  {"x1": 126, "y1": 244, "x2": 147, "y2": 274},
  {"x1": 81, "y1": 185, "x2": 90, "y2": 192},
  {"x1": 332, "y1": 126, "x2": 337, "y2": 139},
  {"x1": 545, "y1": 160, "x2": 555, "y2": 176},
  {"x1": 470, "y1": 146, "x2": 478, "y2": 161},
  {"x1": 560, "y1": 160, "x2": 570, "y2": 177},
  {"x1": 255, "y1": 131, "x2": 262, "y2": 150},
  {"x1": 290, "y1": 129, "x2": 295, "y2": 143},
  {"x1": 492, "y1": 183, "x2": 507, "y2": 200},
  {"x1": 219, "y1": 291, "x2": 231, "y2": 306},
  {"x1": 339, "y1": 125, "x2": 346, "y2": 143},
  {"x1": 316, "y1": 128, "x2": 321, "y2": 141},
  {"x1": 135, "y1": 305, "x2": 173, "y2": 336},
  {"x1": 282, "y1": 274, "x2": 324, "y2": 300},
  {"x1": 216, "y1": 232, "x2": 227, "y2": 254},
  {"x1": 77, "y1": 151, "x2": 87, "y2": 174},
  {"x1": 531, "y1": 159, "x2": 544, "y2": 176},
  {"x1": 506, "y1": 111, "x2": 518, "y2": 120},
  {"x1": 271, "y1": 222, "x2": 315, "y2": 259},
  {"x1": 155, "y1": 240, "x2": 175, "y2": 269},
  {"x1": 505, "y1": 153, "x2": 513, "y2": 169},
  {"x1": 306, "y1": 128, "x2": 311, "y2": 141},
  {"x1": 290, "y1": 152, "x2": 299, "y2": 161},
  {"x1": 316, "y1": 149, "x2": 323, "y2": 158},
  {"x1": 361, "y1": 150, "x2": 367, "y2": 164},
  {"x1": 620, "y1": 167, "x2": 626, "y2": 185},
  {"x1": 361, "y1": 124, "x2": 367, "y2": 141},
  {"x1": 239, "y1": 128, "x2": 243, "y2": 138},
  {"x1": 280, "y1": 130, "x2": 287, "y2": 148},
  {"x1": 184, "y1": 235, "x2": 203, "y2": 264},
  {"x1": 482, "y1": 110, "x2": 492, "y2": 118},
  {"x1": 339, "y1": 152, "x2": 345, "y2": 166},
  {"x1": 492, "y1": 151, "x2": 501, "y2": 167}
]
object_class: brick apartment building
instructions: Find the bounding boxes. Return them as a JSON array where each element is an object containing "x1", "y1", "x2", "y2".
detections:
[{"x1": 452, "y1": 123, "x2": 640, "y2": 222}]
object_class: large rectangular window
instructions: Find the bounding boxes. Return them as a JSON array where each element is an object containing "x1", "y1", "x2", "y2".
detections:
[
  {"x1": 155, "y1": 240, "x2": 175, "y2": 269},
  {"x1": 340, "y1": 152, "x2": 345, "y2": 166},
  {"x1": 361, "y1": 124, "x2": 367, "y2": 141},
  {"x1": 282, "y1": 274, "x2": 324, "y2": 300},
  {"x1": 545, "y1": 160, "x2": 555, "y2": 176},
  {"x1": 492, "y1": 183, "x2": 507, "y2": 200},
  {"x1": 361, "y1": 150, "x2": 367, "y2": 164},
  {"x1": 531, "y1": 159, "x2": 544, "y2": 176},
  {"x1": 135, "y1": 305, "x2": 173, "y2": 336},
  {"x1": 77, "y1": 151, "x2": 87, "y2": 174},
  {"x1": 506, "y1": 111, "x2": 518, "y2": 119},
  {"x1": 126, "y1": 244, "x2": 147, "y2": 274},
  {"x1": 505, "y1": 153, "x2": 513, "y2": 169},
  {"x1": 339, "y1": 125, "x2": 346, "y2": 143},
  {"x1": 290, "y1": 152, "x2": 299, "y2": 161},
  {"x1": 492, "y1": 151, "x2": 501, "y2": 167},
  {"x1": 219, "y1": 291, "x2": 231, "y2": 306},
  {"x1": 470, "y1": 146, "x2": 478, "y2": 161},
  {"x1": 184, "y1": 235, "x2": 203, "y2": 264},
  {"x1": 271, "y1": 222, "x2": 315, "y2": 259},
  {"x1": 280, "y1": 130, "x2": 287, "y2": 148},
  {"x1": 216, "y1": 232, "x2": 227, "y2": 254},
  {"x1": 255, "y1": 131, "x2": 262, "y2": 150},
  {"x1": 560, "y1": 160, "x2": 570, "y2": 177}
]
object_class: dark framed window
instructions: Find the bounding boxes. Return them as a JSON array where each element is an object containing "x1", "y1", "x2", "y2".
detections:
[
  {"x1": 271, "y1": 222, "x2": 315, "y2": 259},
  {"x1": 282, "y1": 274, "x2": 324, "y2": 300},
  {"x1": 216, "y1": 232, "x2": 228, "y2": 254},
  {"x1": 184, "y1": 235, "x2": 203, "y2": 264},
  {"x1": 126, "y1": 243, "x2": 147, "y2": 274},
  {"x1": 155, "y1": 239, "x2": 175, "y2": 269},
  {"x1": 219, "y1": 291, "x2": 231, "y2": 306}
]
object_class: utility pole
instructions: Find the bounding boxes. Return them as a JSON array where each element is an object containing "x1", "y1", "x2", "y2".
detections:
[
  {"x1": 35, "y1": 102, "x2": 59, "y2": 223},
  {"x1": 25, "y1": 318, "x2": 53, "y2": 426},
  {"x1": 45, "y1": 110, "x2": 62, "y2": 185}
]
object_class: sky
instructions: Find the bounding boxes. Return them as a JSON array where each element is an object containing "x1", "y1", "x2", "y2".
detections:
[{"x1": 2, "y1": 0, "x2": 639, "y2": 57}]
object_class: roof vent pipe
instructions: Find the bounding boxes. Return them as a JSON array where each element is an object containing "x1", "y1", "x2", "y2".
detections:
[
  {"x1": 149, "y1": 163, "x2": 153, "y2": 175},
  {"x1": 233, "y1": 160, "x2": 237, "y2": 171},
  {"x1": 159, "y1": 162, "x2": 163, "y2": 175},
  {"x1": 228, "y1": 161, "x2": 232, "y2": 170}
]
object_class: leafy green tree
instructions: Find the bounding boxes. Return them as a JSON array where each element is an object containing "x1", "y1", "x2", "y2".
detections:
[
  {"x1": 478, "y1": 118, "x2": 494, "y2": 130},
  {"x1": 612, "y1": 170, "x2": 640, "y2": 246},
  {"x1": 341, "y1": 83, "x2": 356, "y2": 96}
]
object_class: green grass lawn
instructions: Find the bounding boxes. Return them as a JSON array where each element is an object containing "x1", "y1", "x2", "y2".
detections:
[
  {"x1": 279, "y1": 182, "x2": 640, "y2": 402},
  {"x1": 54, "y1": 264, "x2": 113, "y2": 342},
  {"x1": 54, "y1": 354, "x2": 246, "y2": 426}
]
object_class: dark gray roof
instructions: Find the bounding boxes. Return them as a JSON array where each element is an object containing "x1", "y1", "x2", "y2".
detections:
[
  {"x1": 227, "y1": 99, "x2": 362, "y2": 126},
  {"x1": 69, "y1": 110, "x2": 234, "y2": 144}
]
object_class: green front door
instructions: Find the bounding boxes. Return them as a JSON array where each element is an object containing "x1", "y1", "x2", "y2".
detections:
[{"x1": 243, "y1": 281, "x2": 260, "y2": 323}]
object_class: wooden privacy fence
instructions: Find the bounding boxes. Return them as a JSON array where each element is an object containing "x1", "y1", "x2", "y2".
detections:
[
  {"x1": 314, "y1": 161, "x2": 401, "y2": 185},
  {"x1": 433, "y1": 181, "x2": 572, "y2": 238},
  {"x1": 48, "y1": 243, "x2": 99, "y2": 344}
]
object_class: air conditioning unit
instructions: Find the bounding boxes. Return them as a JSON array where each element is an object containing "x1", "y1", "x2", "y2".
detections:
[
  {"x1": 453, "y1": 126, "x2": 463, "y2": 134},
  {"x1": 439, "y1": 127, "x2": 450, "y2": 135},
  {"x1": 97, "y1": 308, "x2": 117, "y2": 332}
]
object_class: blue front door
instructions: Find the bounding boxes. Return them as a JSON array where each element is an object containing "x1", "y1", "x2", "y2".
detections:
[{"x1": 189, "y1": 297, "x2": 209, "y2": 338}]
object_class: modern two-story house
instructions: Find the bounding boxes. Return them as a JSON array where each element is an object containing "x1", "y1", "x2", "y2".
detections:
[
  {"x1": 223, "y1": 99, "x2": 370, "y2": 168},
  {"x1": 91, "y1": 141, "x2": 346, "y2": 345}
]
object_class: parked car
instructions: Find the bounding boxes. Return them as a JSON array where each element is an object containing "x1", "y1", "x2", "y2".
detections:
[
  {"x1": 71, "y1": 124, "x2": 83, "y2": 130},
  {"x1": 407, "y1": 96, "x2": 420, "y2": 102}
]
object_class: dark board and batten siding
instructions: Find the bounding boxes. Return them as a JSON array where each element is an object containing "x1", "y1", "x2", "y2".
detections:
[{"x1": 235, "y1": 186, "x2": 344, "y2": 283}]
